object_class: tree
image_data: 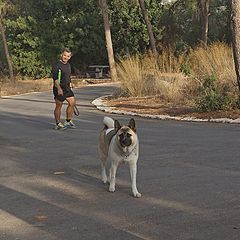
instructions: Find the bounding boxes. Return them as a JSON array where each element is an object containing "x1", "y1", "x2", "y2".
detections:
[
  {"x1": 138, "y1": 0, "x2": 157, "y2": 53},
  {"x1": 231, "y1": 0, "x2": 240, "y2": 94},
  {"x1": 109, "y1": 1, "x2": 148, "y2": 56},
  {"x1": 0, "y1": 0, "x2": 14, "y2": 82},
  {"x1": 198, "y1": 0, "x2": 210, "y2": 45},
  {"x1": 99, "y1": 0, "x2": 118, "y2": 81}
]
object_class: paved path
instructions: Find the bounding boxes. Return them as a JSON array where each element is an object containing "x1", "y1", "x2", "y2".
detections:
[{"x1": 0, "y1": 84, "x2": 239, "y2": 240}]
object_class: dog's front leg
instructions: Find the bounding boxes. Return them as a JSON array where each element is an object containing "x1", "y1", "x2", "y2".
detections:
[
  {"x1": 129, "y1": 162, "x2": 141, "y2": 198},
  {"x1": 109, "y1": 164, "x2": 118, "y2": 192}
]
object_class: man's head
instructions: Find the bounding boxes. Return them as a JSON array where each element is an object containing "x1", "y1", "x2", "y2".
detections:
[{"x1": 60, "y1": 48, "x2": 72, "y2": 64}]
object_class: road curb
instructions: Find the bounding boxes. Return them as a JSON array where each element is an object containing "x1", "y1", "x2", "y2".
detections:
[{"x1": 92, "y1": 95, "x2": 240, "y2": 124}]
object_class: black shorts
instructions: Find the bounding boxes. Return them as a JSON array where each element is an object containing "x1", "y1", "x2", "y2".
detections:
[{"x1": 53, "y1": 87, "x2": 74, "y2": 102}]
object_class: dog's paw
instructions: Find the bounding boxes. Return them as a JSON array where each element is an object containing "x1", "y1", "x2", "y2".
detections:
[
  {"x1": 133, "y1": 192, "x2": 142, "y2": 198},
  {"x1": 102, "y1": 177, "x2": 108, "y2": 184},
  {"x1": 109, "y1": 186, "x2": 115, "y2": 192}
]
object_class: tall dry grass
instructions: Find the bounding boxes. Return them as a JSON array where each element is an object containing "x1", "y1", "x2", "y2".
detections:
[
  {"x1": 116, "y1": 42, "x2": 238, "y2": 107},
  {"x1": 116, "y1": 55, "x2": 144, "y2": 97},
  {"x1": 189, "y1": 42, "x2": 238, "y2": 109},
  {"x1": 116, "y1": 50, "x2": 192, "y2": 103},
  {"x1": 189, "y1": 42, "x2": 236, "y2": 86}
]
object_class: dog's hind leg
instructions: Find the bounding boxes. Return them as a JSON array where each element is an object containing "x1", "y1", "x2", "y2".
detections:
[
  {"x1": 129, "y1": 162, "x2": 141, "y2": 198},
  {"x1": 101, "y1": 162, "x2": 108, "y2": 184}
]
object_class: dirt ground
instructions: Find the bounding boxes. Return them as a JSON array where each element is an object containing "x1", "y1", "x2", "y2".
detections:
[
  {"x1": 1, "y1": 78, "x2": 240, "y2": 120},
  {"x1": 0, "y1": 78, "x2": 52, "y2": 96},
  {"x1": 104, "y1": 96, "x2": 240, "y2": 120}
]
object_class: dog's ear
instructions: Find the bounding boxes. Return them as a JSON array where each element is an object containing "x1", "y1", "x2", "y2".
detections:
[
  {"x1": 129, "y1": 118, "x2": 136, "y2": 132},
  {"x1": 114, "y1": 120, "x2": 121, "y2": 133}
]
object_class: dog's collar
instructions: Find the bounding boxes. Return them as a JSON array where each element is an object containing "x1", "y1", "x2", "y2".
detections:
[{"x1": 122, "y1": 145, "x2": 137, "y2": 158}]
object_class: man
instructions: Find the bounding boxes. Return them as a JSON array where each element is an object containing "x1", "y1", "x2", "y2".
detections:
[{"x1": 52, "y1": 48, "x2": 76, "y2": 130}]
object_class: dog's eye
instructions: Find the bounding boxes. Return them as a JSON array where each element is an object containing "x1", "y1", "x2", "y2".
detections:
[
  {"x1": 127, "y1": 133, "x2": 131, "y2": 138},
  {"x1": 119, "y1": 133, "x2": 124, "y2": 138}
]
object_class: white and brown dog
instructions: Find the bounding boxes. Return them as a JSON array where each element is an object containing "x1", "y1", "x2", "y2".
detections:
[{"x1": 98, "y1": 116, "x2": 141, "y2": 198}]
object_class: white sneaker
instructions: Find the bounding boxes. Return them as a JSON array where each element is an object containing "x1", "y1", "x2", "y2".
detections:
[
  {"x1": 64, "y1": 120, "x2": 76, "y2": 129},
  {"x1": 55, "y1": 122, "x2": 67, "y2": 130}
]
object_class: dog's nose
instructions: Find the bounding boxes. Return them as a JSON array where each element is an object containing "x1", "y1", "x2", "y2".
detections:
[{"x1": 121, "y1": 138, "x2": 132, "y2": 147}]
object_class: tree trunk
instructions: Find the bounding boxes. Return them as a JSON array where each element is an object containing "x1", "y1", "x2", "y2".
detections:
[
  {"x1": 198, "y1": 0, "x2": 210, "y2": 45},
  {"x1": 99, "y1": 0, "x2": 118, "y2": 82},
  {"x1": 138, "y1": 0, "x2": 157, "y2": 53},
  {"x1": 0, "y1": 12, "x2": 14, "y2": 82},
  {"x1": 231, "y1": 0, "x2": 240, "y2": 94}
]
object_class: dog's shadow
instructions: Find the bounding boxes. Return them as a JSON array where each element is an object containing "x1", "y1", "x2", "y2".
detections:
[
  {"x1": 65, "y1": 166, "x2": 134, "y2": 197},
  {"x1": 65, "y1": 166, "x2": 106, "y2": 189}
]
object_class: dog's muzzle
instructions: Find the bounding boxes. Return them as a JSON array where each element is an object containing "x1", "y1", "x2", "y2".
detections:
[{"x1": 119, "y1": 132, "x2": 132, "y2": 147}]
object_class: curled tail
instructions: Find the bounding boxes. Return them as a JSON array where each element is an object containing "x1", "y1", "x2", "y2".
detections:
[{"x1": 103, "y1": 116, "x2": 114, "y2": 129}]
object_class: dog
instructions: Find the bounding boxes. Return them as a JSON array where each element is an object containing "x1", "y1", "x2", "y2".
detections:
[{"x1": 98, "y1": 116, "x2": 141, "y2": 198}]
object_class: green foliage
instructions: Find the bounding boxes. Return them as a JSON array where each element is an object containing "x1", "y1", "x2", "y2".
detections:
[
  {"x1": 160, "y1": 0, "x2": 200, "y2": 49},
  {"x1": 160, "y1": 0, "x2": 231, "y2": 52},
  {"x1": 180, "y1": 63, "x2": 191, "y2": 76},
  {"x1": 0, "y1": 0, "x2": 234, "y2": 79},
  {"x1": 196, "y1": 75, "x2": 238, "y2": 112},
  {"x1": 27, "y1": 0, "x2": 106, "y2": 68},
  {"x1": 109, "y1": 0, "x2": 164, "y2": 57},
  {"x1": 2, "y1": 0, "x2": 107, "y2": 77},
  {"x1": 109, "y1": 0, "x2": 148, "y2": 56},
  {"x1": 6, "y1": 16, "x2": 50, "y2": 78},
  {"x1": 208, "y1": 0, "x2": 232, "y2": 43}
]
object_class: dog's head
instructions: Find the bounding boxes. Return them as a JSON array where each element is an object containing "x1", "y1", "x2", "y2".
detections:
[{"x1": 114, "y1": 118, "x2": 137, "y2": 147}]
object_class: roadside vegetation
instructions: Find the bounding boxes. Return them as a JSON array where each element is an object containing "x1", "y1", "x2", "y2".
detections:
[{"x1": 115, "y1": 42, "x2": 240, "y2": 112}]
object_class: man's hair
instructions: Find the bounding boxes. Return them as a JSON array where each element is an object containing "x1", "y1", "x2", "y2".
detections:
[{"x1": 62, "y1": 48, "x2": 71, "y2": 54}]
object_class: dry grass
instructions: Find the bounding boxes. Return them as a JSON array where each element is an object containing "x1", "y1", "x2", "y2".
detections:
[
  {"x1": 116, "y1": 42, "x2": 239, "y2": 108},
  {"x1": 116, "y1": 50, "x2": 193, "y2": 104},
  {"x1": 116, "y1": 55, "x2": 144, "y2": 97},
  {"x1": 189, "y1": 42, "x2": 236, "y2": 86},
  {"x1": 189, "y1": 42, "x2": 239, "y2": 110},
  {"x1": 0, "y1": 78, "x2": 52, "y2": 97}
]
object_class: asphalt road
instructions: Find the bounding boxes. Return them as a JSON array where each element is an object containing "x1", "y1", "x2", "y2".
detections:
[{"x1": 0, "y1": 84, "x2": 239, "y2": 240}]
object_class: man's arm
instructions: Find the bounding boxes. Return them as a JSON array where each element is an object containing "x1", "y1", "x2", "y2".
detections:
[
  {"x1": 52, "y1": 64, "x2": 63, "y2": 96},
  {"x1": 54, "y1": 80, "x2": 63, "y2": 96}
]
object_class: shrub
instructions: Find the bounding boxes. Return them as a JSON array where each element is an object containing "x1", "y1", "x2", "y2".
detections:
[{"x1": 196, "y1": 75, "x2": 238, "y2": 112}]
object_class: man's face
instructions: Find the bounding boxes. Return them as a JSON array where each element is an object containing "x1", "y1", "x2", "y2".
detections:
[{"x1": 61, "y1": 51, "x2": 71, "y2": 64}]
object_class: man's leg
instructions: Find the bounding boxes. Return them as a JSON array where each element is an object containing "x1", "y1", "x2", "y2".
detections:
[
  {"x1": 66, "y1": 96, "x2": 76, "y2": 120},
  {"x1": 54, "y1": 99, "x2": 63, "y2": 124}
]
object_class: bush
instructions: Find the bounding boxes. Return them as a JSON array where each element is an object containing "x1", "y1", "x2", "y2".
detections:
[{"x1": 196, "y1": 75, "x2": 238, "y2": 112}]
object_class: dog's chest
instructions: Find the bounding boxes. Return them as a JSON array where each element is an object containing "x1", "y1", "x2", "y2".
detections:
[{"x1": 119, "y1": 147, "x2": 138, "y2": 163}]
